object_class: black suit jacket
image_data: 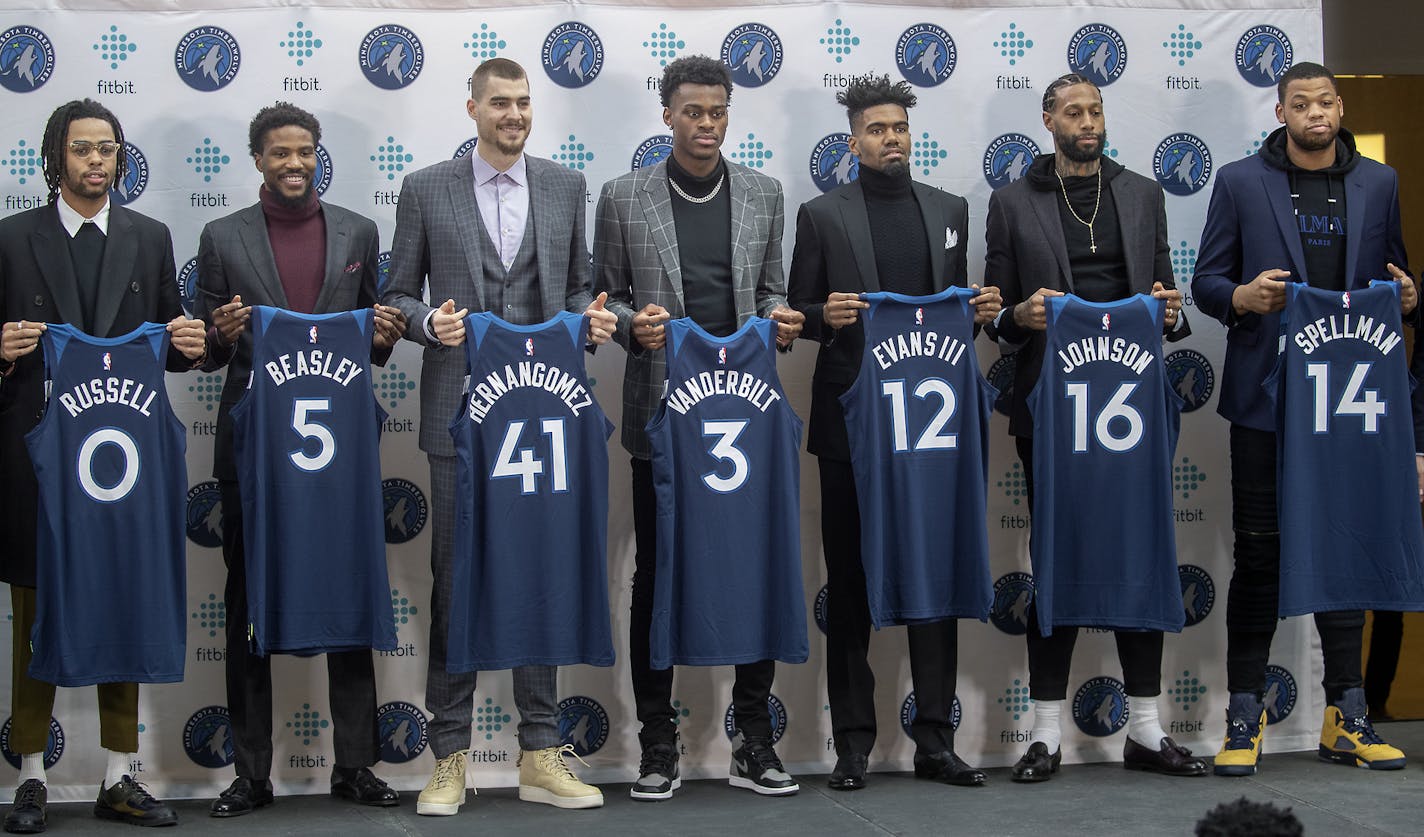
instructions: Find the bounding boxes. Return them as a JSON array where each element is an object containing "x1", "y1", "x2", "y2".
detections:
[
  {"x1": 985, "y1": 163, "x2": 1191, "y2": 438},
  {"x1": 788, "y1": 179, "x2": 970, "y2": 461},
  {"x1": 0, "y1": 201, "x2": 185, "y2": 587},
  {"x1": 195, "y1": 200, "x2": 384, "y2": 482}
]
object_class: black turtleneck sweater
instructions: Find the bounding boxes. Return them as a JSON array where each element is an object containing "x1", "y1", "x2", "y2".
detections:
[
  {"x1": 859, "y1": 164, "x2": 931, "y2": 296},
  {"x1": 668, "y1": 155, "x2": 735, "y2": 337}
]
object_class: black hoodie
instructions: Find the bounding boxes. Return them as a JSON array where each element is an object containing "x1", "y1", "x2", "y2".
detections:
[
  {"x1": 1024, "y1": 154, "x2": 1130, "y2": 301},
  {"x1": 1258, "y1": 125, "x2": 1360, "y2": 292}
]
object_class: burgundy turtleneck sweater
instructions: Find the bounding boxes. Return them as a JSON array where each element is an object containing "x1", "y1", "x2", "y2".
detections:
[{"x1": 259, "y1": 186, "x2": 325, "y2": 314}]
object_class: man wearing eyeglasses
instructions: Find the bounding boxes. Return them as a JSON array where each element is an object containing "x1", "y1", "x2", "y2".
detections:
[{"x1": 0, "y1": 99, "x2": 208, "y2": 832}]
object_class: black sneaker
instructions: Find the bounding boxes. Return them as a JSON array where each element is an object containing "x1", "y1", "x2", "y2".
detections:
[
  {"x1": 630, "y1": 742, "x2": 680, "y2": 801},
  {"x1": 3, "y1": 779, "x2": 46, "y2": 834},
  {"x1": 729, "y1": 732, "x2": 798, "y2": 796},
  {"x1": 94, "y1": 775, "x2": 177, "y2": 827}
]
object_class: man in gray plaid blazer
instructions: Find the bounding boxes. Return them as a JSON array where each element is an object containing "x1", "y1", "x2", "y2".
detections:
[
  {"x1": 594, "y1": 55, "x2": 804, "y2": 801},
  {"x1": 383, "y1": 58, "x2": 616, "y2": 815}
]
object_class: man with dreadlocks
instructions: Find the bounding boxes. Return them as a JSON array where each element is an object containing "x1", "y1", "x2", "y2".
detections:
[
  {"x1": 0, "y1": 99, "x2": 208, "y2": 831},
  {"x1": 788, "y1": 73, "x2": 1001, "y2": 791}
]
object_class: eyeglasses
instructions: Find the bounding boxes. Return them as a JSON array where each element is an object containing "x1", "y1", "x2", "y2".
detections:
[{"x1": 68, "y1": 141, "x2": 120, "y2": 159}]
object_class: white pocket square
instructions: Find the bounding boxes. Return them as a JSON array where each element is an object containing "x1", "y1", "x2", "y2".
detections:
[{"x1": 945, "y1": 228, "x2": 958, "y2": 250}]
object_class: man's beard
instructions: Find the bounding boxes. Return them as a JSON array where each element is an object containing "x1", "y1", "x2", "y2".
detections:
[
  {"x1": 1056, "y1": 128, "x2": 1106, "y2": 164},
  {"x1": 879, "y1": 158, "x2": 910, "y2": 177},
  {"x1": 1288, "y1": 123, "x2": 1337, "y2": 152},
  {"x1": 272, "y1": 179, "x2": 313, "y2": 208}
]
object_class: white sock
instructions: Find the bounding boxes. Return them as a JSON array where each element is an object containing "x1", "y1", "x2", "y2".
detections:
[
  {"x1": 1029, "y1": 700, "x2": 1063, "y2": 752},
  {"x1": 18, "y1": 754, "x2": 45, "y2": 785},
  {"x1": 1127, "y1": 696, "x2": 1168, "y2": 748},
  {"x1": 104, "y1": 750, "x2": 132, "y2": 790}
]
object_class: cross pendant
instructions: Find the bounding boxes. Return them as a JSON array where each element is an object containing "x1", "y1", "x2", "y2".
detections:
[{"x1": 1090, "y1": 244, "x2": 1097, "y2": 253}]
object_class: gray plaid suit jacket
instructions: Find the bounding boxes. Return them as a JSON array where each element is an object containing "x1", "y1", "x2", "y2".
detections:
[
  {"x1": 594, "y1": 159, "x2": 787, "y2": 458},
  {"x1": 383, "y1": 154, "x2": 594, "y2": 456}
]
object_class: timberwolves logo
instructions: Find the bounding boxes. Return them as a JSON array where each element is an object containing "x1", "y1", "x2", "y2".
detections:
[
  {"x1": 990, "y1": 572, "x2": 1035, "y2": 635},
  {"x1": 176, "y1": 257, "x2": 200, "y2": 318},
  {"x1": 1236, "y1": 25, "x2": 1293, "y2": 88},
  {"x1": 987, "y1": 355, "x2": 1016, "y2": 416},
  {"x1": 558, "y1": 696, "x2": 609, "y2": 757},
  {"x1": 1179, "y1": 564, "x2": 1216, "y2": 627},
  {"x1": 814, "y1": 584, "x2": 829, "y2": 635},
  {"x1": 722, "y1": 24, "x2": 782, "y2": 88},
  {"x1": 1263, "y1": 665, "x2": 1298, "y2": 725},
  {"x1": 1165, "y1": 349, "x2": 1215, "y2": 413},
  {"x1": 376, "y1": 251, "x2": 392, "y2": 295},
  {"x1": 186, "y1": 481, "x2": 224, "y2": 549},
  {"x1": 359, "y1": 24, "x2": 424, "y2": 90},
  {"x1": 896, "y1": 24, "x2": 956, "y2": 87},
  {"x1": 1072, "y1": 676, "x2": 1128, "y2": 736},
  {"x1": 725, "y1": 693, "x2": 787, "y2": 745},
  {"x1": 452, "y1": 137, "x2": 478, "y2": 159},
  {"x1": 900, "y1": 692, "x2": 963, "y2": 738},
  {"x1": 382, "y1": 478, "x2": 428, "y2": 544},
  {"x1": 183, "y1": 706, "x2": 235, "y2": 768},
  {"x1": 111, "y1": 142, "x2": 149, "y2": 206},
  {"x1": 542, "y1": 22, "x2": 603, "y2": 89},
  {"x1": 983, "y1": 134, "x2": 1041, "y2": 190},
  {"x1": 377, "y1": 701, "x2": 428, "y2": 763},
  {"x1": 0, "y1": 26, "x2": 55, "y2": 92},
  {"x1": 1067, "y1": 24, "x2": 1127, "y2": 87},
  {"x1": 174, "y1": 26, "x2": 240, "y2": 92},
  {"x1": 0, "y1": 717, "x2": 64, "y2": 770},
  {"x1": 809, "y1": 133, "x2": 857, "y2": 194},
  {"x1": 313, "y1": 143, "x2": 333, "y2": 195},
  {"x1": 1153, "y1": 133, "x2": 1212, "y2": 196},
  {"x1": 632, "y1": 135, "x2": 673, "y2": 171}
]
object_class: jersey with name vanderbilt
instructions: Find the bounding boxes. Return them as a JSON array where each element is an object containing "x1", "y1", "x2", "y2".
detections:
[
  {"x1": 1267, "y1": 281, "x2": 1424, "y2": 614},
  {"x1": 647, "y1": 317, "x2": 808, "y2": 668},
  {"x1": 841, "y1": 287, "x2": 996, "y2": 626},
  {"x1": 447, "y1": 311, "x2": 614, "y2": 671},
  {"x1": 1029, "y1": 293, "x2": 1184, "y2": 635},
  {"x1": 232, "y1": 306, "x2": 395, "y2": 654},
  {"x1": 24, "y1": 323, "x2": 187, "y2": 685}
]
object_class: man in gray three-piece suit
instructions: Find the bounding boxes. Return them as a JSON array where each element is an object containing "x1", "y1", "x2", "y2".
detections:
[
  {"x1": 593, "y1": 55, "x2": 804, "y2": 802},
  {"x1": 382, "y1": 58, "x2": 616, "y2": 815}
]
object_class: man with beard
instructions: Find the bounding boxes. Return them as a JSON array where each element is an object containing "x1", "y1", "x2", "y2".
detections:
[
  {"x1": 985, "y1": 73, "x2": 1197, "y2": 781},
  {"x1": 1194, "y1": 61, "x2": 1416, "y2": 776},
  {"x1": 787, "y1": 73, "x2": 1001, "y2": 791},
  {"x1": 384, "y1": 58, "x2": 615, "y2": 814},
  {"x1": 0, "y1": 99, "x2": 208, "y2": 832},
  {"x1": 195, "y1": 101, "x2": 407, "y2": 817}
]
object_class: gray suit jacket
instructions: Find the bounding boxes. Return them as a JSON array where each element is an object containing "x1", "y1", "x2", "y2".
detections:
[
  {"x1": 383, "y1": 154, "x2": 594, "y2": 456},
  {"x1": 594, "y1": 160, "x2": 787, "y2": 458},
  {"x1": 195, "y1": 199, "x2": 383, "y2": 481}
]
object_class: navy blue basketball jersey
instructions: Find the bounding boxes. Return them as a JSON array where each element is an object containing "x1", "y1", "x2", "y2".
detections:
[
  {"x1": 446, "y1": 311, "x2": 615, "y2": 671},
  {"x1": 841, "y1": 287, "x2": 996, "y2": 626},
  {"x1": 232, "y1": 306, "x2": 395, "y2": 654},
  {"x1": 1028, "y1": 294, "x2": 1184, "y2": 634},
  {"x1": 647, "y1": 317, "x2": 808, "y2": 669},
  {"x1": 25, "y1": 322, "x2": 186, "y2": 685},
  {"x1": 1267, "y1": 281, "x2": 1424, "y2": 614}
]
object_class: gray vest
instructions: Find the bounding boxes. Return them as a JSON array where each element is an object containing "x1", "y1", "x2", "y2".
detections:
[{"x1": 472, "y1": 207, "x2": 542, "y2": 324}]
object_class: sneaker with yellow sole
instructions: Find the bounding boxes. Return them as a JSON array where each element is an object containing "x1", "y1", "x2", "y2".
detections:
[
  {"x1": 417, "y1": 751, "x2": 471, "y2": 816},
  {"x1": 1319, "y1": 687, "x2": 1406, "y2": 770},
  {"x1": 1214, "y1": 692, "x2": 1267, "y2": 777},
  {"x1": 518, "y1": 744, "x2": 603, "y2": 809}
]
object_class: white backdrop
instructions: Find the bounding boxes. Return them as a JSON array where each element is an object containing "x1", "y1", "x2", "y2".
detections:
[{"x1": 0, "y1": 0, "x2": 1324, "y2": 800}]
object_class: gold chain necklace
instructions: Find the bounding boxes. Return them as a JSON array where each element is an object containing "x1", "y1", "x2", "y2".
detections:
[{"x1": 1055, "y1": 166, "x2": 1101, "y2": 254}]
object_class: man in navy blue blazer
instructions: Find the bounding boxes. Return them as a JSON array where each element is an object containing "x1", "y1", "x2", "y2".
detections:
[{"x1": 1193, "y1": 61, "x2": 1417, "y2": 778}]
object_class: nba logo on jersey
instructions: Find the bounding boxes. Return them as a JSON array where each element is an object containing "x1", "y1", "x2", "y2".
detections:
[
  {"x1": 1341, "y1": 291, "x2": 1351, "y2": 309},
  {"x1": 102, "y1": 351, "x2": 111, "y2": 371},
  {"x1": 1101, "y1": 313, "x2": 1111, "y2": 331},
  {"x1": 524, "y1": 337, "x2": 534, "y2": 356},
  {"x1": 717, "y1": 346, "x2": 727, "y2": 365},
  {"x1": 308, "y1": 325, "x2": 318, "y2": 344},
  {"x1": 914, "y1": 307, "x2": 924, "y2": 325}
]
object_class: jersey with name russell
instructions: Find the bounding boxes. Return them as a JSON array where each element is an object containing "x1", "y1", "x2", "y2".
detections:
[
  {"x1": 1028, "y1": 293, "x2": 1184, "y2": 634},
  {"x1": 25, "y1": 322, "x2": 187, "y2": 685},
  {"x1": 841, "y1": 287, "x2": 995, "y2": 627},
  {"x1": 446, "y1": 310, "x2": 614, "y2": 671},
  {"x1": 232, "y1": 306, "x2": 394, "y2": 654},
  {"x1": 1269, "y1": 281, "x2": 1424, "y2": 614},
  {"x1": 647, "y1": 317, "x2": 808, "y2": 669}
]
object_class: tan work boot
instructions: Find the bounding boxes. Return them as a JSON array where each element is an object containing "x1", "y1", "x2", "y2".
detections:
[
  {"x1": 518, "y1": 744, "x2": 603, "y2": 809},
  {"x1": 417, "y1": 750, "x2": 471, "y2": 815}
]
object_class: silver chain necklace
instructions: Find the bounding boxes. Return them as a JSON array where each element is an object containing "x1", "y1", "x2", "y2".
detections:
[
  {"x1": 668, "y1": 173, "x2": 725, "y2": 205},
  {"x1": 1055, "y1": 166, "x2": 1102, "y2": 254}
]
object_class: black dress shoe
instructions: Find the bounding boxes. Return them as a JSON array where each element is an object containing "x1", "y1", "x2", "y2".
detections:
[
  {"x1": 1123, "y1": 736, "x2": 1207, "y2": 776},
  {"x1": 210, "y1": 777, "x2": 274, "y2": 818},
  {"x1": 4, "y1": 779, "x2": 46, "y2": 833},
  {"x1": 331, "y1": 767, "x2": 400, "y2": 807},
  {"x1": 1011, "y1": 741, "x2": 1061, "y2": 783},
  {"x1": 828, "y1": 753, "x2": 868, "y2": 791},
  {"x1": 913, "y1": 750, "x2": 985, "y2": 786}
]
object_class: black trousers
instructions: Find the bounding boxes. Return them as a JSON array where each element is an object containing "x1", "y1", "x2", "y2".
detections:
[
  {"x1": 1225, "y1": 426, "x2": 1363, "y2": 703},
  {"x1": 1365, "y1": 611, "x2": 1404, "y2": 712},
  {"x1": 628, "y1": 458, "x2": 774, "y2": 749},
  {"x1": 818, "y1": 457, "x2": 959, "y2": 757},
  {"x1": 220, "y1": 480, "x2": 380, "y2": 780},
  {"x1": 1016, "y1": 437, "x2": 1163, "y2": 700}
]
